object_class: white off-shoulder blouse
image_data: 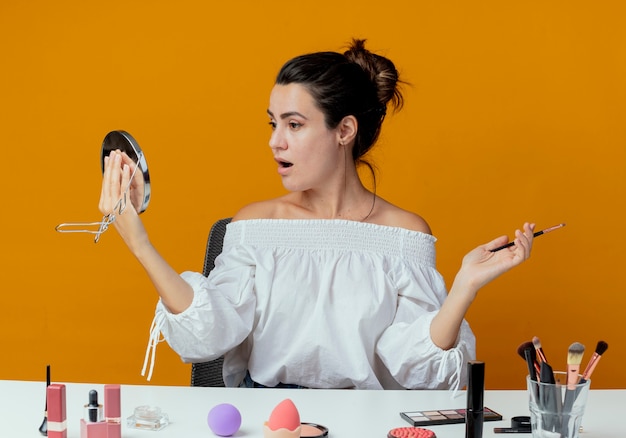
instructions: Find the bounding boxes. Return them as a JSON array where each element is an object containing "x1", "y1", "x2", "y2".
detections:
[{"x1": 143, "y1": 219, "x2": 476, "y2": 390}]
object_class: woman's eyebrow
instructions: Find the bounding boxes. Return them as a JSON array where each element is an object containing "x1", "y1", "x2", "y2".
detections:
[{"x1": 267, "y1": 109, "x2": 308, "y2": 120}]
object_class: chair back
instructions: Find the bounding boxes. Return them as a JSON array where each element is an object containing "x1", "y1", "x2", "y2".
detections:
[{"x1": 190, "y1": 217, "x2": 232, "y2": 387}]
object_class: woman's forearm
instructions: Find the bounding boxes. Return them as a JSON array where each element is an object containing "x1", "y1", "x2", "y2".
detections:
[
  {"x1": 430, "y1": 222, "x2": 535, "y2": 350},
  {"x1": 430, "y1": 273, "x2": 477, "y2": 350},
  {"x1": 131, "y1": 240, "x2": 194, "y2": 314}
]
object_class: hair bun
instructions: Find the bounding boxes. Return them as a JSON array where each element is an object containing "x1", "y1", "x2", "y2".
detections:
[{"x1": 344, "y1": 39, "x2": 404, "y2": 112}]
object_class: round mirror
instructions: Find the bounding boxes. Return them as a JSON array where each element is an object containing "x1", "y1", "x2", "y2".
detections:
[
  {"x1": 101, "y1": 130, "x2": 151, "y2": 214},
  {"x1": 56, "y1": 130, "x2": 150, "y2": 242}
]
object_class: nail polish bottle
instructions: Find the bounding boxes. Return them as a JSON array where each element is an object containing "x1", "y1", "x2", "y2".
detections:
[
  {"x1": 86, "y1": 390, "x2": 103, "y2": 422},
  {"x1": 80, "y1": 390, "x2": 106, "y2": 438}
]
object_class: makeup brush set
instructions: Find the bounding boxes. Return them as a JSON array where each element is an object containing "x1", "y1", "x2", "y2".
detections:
[{"x1": 517, "y1": 337, "x2": 608, "y2": 437}]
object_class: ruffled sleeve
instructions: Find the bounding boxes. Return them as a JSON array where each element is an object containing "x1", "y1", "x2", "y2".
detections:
[
  {"x1": 142, "y1": 244, "x2": 257, "y2": 380},
  {"x1": 376, "y1": 260, "x2": 476, "y2": 390}
]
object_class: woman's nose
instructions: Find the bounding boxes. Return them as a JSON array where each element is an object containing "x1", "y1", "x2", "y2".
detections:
[{"x1": 269, "y1": 129, "x2": 287, "y2": 150}]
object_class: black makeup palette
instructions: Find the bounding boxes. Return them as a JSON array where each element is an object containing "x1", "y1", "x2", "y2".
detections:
[
  {"x1": 301, "y1": 422, "x2": 328, "y2": 437},
  {"x1": 400, "y1": 407, "x2": 502, "y2": 427}
]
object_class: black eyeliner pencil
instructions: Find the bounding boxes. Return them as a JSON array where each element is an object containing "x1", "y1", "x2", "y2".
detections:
[
  {"x1": 38, "y1": 364, "x2": 50, "y2": 436},
  {"x1": 489, "y1": 223, "x2": 566, "y2": 252}
]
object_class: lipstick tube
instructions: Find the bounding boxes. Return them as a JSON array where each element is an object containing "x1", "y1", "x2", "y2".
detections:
[
  {"x1": 466, "y1": 361, "x2": 485, "y2": 438},
  {"x1": 47, "y1": 384, "x2": 67, "y2": 438},
  {"x1": 105, "y1": 384, "x2": 121, "y2": 438}
]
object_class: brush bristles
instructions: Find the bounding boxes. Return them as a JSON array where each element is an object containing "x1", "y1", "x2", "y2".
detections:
[
  {"x1": 596, "y1": 340, "x2": 608, "y2": 356},
  {"x1": 532, "y1": 336, "x2": 542, "y2": 350},
  {"x1": 517, "y1": 341, "x2": 535, "y2": 360},
  {"x1": 567, "y1": 342, "x2": 585, "y2": 365},
  {"x1": 532, "y1": 336, "x2": 548, "y2": 363}
]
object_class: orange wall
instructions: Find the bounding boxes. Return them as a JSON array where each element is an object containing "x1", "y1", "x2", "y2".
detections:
[{"x1": 1, "y1": 1, "x2": 624, "y2": 390}]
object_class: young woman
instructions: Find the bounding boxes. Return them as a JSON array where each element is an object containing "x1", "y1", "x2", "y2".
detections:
[{"x1": 100, "y1": 39, "x2": 535, "y2": 389}]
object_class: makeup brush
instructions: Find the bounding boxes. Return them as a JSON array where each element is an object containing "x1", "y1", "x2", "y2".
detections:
[
  {"x1": 539, "y1": 361, "x2": 555, "y2": 384},
  {"x1": 532, "y1": 336, "x2": 548, "y2": 364},
  {"x1": 38, "y1": 364, "x2": 50, "y2": 436},
  {"x1": 517, "y1": 341, "x2": 540, "y2": 380},
  {"x1": 538, "y1": 361, "x2": 558, "y2": 431},
  {"x1": 566, "y1": 342, "x2": 585, "y2": 390},
  {"x1": 489, "y1": 223, "x2": 566, "y2": 252},
  {"x1": 561, "y1": 343, "x2": 586, "y2": 436},
  {"x1": 579, "y1": 340, "x2": 608, "y2": 384}
]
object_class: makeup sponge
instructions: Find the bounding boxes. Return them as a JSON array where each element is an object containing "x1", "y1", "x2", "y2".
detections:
[
  {"x1": 268, "y1": 399, "x2": 300, "y2": 431},
  {"x1": 207, "y1": 403, "x2": 242, "y2": 437},
  {"x1": 264, "y1": 399, "x2": 302, "y2": 438}
]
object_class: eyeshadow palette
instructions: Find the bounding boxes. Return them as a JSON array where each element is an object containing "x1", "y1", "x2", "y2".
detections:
[{"x1": 400, "y1": 407, "x2": 502, "y2": 427}]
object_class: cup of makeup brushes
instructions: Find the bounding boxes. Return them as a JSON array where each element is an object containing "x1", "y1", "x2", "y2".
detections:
[{"x1": 527, "y1": 372, "x2": 590, "y2": 438}]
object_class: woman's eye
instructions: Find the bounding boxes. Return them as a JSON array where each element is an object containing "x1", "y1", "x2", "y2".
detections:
[
  {"x1": 289, "y1": 122, "x2": 302, "y2": 129},
  {"x1": 268, "y1": 121, "x2": 276, "y2": 130}
]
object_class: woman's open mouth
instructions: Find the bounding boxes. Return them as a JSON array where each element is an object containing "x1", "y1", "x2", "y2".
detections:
[
  {"x1": 276, "y1": 159, "x2": 293, "y2": 175},
  {"x1": 277, "y1": 159, "x2": 293, "y2": 168}
]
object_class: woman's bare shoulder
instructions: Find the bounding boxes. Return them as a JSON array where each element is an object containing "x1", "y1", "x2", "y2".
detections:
[
  {"x1": 231, "y1": 196, "x2": 293, "y2": 221},
  {"x1": 232, "y1": 200, "x2": 276, "y2": 222},
  {"x1": 372, "y1": 198, "x2": 432, "y2": 234},
  {"x1": 232, "y1": 195, "x2": 431, "y2": 234}
]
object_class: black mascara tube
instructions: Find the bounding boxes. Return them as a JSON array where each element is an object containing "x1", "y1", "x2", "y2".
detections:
[{"x1": 466, "y1": 361, "x2": 485, "y2": 438}]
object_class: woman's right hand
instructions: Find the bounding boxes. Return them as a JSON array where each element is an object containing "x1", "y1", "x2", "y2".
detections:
[{"x1": 99, "y1": 150, "x2": 150, "y2": 252}]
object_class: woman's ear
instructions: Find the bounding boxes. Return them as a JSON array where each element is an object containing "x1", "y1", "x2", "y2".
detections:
[{"x1": 337, "y1": 115, "x2": 358, "y2": 146}]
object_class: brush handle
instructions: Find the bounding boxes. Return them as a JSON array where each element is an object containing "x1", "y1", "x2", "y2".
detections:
[
  {"x1": 489, "y1": 224, "x2": 564, "y2": 252},
  {"x1": 490, "y1": 230, "x2": 545, "y2": 252},
  {"x1": 523, "y1": 349, "x2": 538, "y2": 382},
  {"x1": 539, "y1": 362, "x2": 555, "y2": 384},
  {"x1": 581, "y1": 353, "x2": 600, "y2": 381},
  {"x1": 561, "y1": 388, "x2": 576, "y2": 437},
  {"x1": 567, "y1": 365, "x2": 580, "y2": 390},
  {"x1": 538, "y1": 362, "x2": 559, "y2": 433}
]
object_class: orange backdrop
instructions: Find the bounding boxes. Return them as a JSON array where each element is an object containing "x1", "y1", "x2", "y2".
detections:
[{"x1": 1, "y1": 1, "x2": 624, "y2": 389}]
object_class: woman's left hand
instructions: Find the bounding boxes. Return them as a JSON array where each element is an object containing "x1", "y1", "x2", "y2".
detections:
[{"x1": 457, "y1": 222, "x2": 535, "y2": 291}]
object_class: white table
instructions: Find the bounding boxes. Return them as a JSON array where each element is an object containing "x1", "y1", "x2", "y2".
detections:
[{"x1": 1, "y1": 380, "x2": 624, "y2": 437}]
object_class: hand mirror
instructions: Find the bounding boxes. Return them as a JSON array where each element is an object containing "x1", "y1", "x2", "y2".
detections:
[
  {"x1": 56, "y1": 130, "x2": 150, "y2": 242},
  {"x1": 100, "y1": 130, "x2": 151, "y2": 213}
]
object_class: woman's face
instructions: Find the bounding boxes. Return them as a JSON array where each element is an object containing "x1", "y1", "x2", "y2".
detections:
[{"x1": 267, "y1": 83, "x2": 344, "y2": 192}]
